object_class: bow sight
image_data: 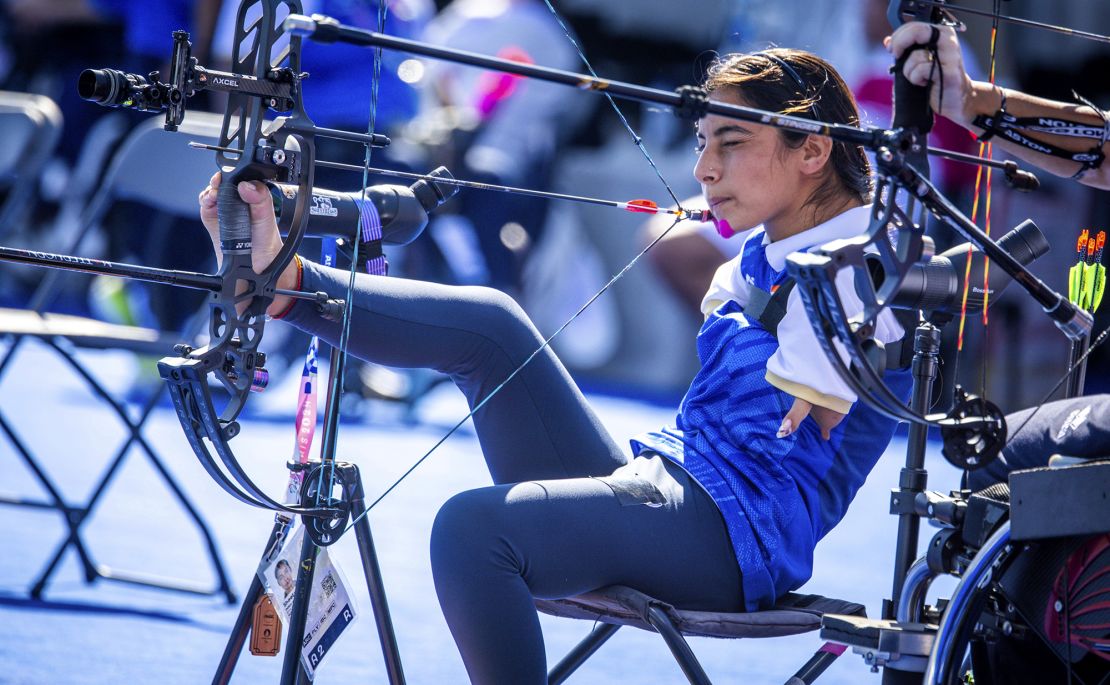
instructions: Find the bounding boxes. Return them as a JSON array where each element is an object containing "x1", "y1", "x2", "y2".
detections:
[{"x1": 78, "y1": 30, "x2": 303, "y2": 131}]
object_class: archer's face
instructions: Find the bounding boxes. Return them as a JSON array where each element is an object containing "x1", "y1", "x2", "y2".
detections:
[{"x1": 693, "y1": 89, "x2": 810, "y2": 240}]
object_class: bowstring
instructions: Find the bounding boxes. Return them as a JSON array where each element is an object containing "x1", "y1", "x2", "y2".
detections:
[
  {"x1": 966, "y1": 3, "x2": 1105, "y2": 531},
  {"x1": 977, "y1": 0, "x2": 1002, "y2": 399},
  {"x1": 315, "y1": 0, "x2": 390, "y2": 509},
  {"x1": 952, "y1": 0, "x2": 1001, "y2": 401},
  {"x1": 540, "y1": 0, "x2": 684, "y2": 210},
  {"x1": 336, "y1": 0, "x2": 694, "y2": 525}
]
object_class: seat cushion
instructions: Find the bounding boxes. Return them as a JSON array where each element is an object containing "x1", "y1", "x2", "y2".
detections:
[{"x1": 535, "y1": 585, "x2": 865, "y2": 639}]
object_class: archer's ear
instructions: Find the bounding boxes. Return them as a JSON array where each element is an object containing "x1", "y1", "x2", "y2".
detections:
[{"x1": 798, "y1": 134, "x2": 835, "y2": 176}]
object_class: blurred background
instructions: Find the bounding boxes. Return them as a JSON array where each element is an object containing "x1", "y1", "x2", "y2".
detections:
[{"x1": 0, "y1": 0, "x2": 1107, "y2": 681}]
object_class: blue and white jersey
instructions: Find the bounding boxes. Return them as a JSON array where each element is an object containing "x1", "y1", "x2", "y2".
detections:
[{"x1": 632, "y1": 205, "x2": 910, "y2": 611}]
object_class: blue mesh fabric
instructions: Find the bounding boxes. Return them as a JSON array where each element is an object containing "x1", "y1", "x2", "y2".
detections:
[{"x1": 633, "y1": 231, "x2": 909, "y2": 611}]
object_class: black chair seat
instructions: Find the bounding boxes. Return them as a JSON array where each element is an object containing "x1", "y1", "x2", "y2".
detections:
[{"x1": 536, "y1": 584, "x2": 865, "y2": 639}]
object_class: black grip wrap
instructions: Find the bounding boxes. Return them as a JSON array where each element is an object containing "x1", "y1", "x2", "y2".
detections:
[
  {"x1": 892, "y1": 45, "x2": 935, "y2": 134},
  {"x1": 218, "y1": 179, "x2": 253, "y2": 253}
]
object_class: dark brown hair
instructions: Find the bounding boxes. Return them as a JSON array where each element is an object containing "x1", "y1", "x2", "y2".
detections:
[{"x1": 703, "y1": 49, "x2": 872, "y2": 208}]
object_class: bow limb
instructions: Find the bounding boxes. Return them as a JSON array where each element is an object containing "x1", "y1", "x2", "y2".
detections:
[{"x1": 786, "y1": 1, "x2": 999, "y2": 459}]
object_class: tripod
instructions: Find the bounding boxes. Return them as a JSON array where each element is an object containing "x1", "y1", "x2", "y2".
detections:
[{"x1": 212, "y1": 343, "x2": 406, "y2": 685}]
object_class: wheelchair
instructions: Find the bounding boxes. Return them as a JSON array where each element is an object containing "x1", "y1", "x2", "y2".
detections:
[{"x1": 821, "y1": 454, "x2": 1110, "y2": 685}]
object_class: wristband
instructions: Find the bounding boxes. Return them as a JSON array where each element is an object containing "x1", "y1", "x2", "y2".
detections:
[{"x1": 271, "y1": 254, "x2": 304, "y2": 320}]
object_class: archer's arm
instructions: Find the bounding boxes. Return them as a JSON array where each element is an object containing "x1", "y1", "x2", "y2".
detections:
[{"x1": 887, "y1": 22, "x2": 1109, "y2": 190}]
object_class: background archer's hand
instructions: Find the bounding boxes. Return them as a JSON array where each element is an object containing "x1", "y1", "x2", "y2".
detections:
[{"x1": 885, "y1": 21, "x2": 978, "y2": 126}]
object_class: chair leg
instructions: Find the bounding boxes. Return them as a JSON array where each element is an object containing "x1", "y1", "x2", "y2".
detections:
[
  {"x1": 548, "y1": 622, "x2": 621, "y2": 684},
  {"x1": 645, "y1": 605, "x2": 713, "y2": 685},
  {"x1": 783, "y1": 642, "x2": 847, "y2": 685}
]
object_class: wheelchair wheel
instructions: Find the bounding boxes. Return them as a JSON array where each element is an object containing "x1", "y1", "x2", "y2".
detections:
[
  {"x1": 927, "y1": 524, "x2": 1110, "y2": 684},
  {"x1": 925, "y1": 522, "x2": 1016, "y2": 684}
]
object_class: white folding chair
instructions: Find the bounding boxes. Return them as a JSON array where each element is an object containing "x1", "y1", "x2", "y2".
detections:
[
  {"x1": 0, "y1": 111, "x2": 237, "y2": 603},
  {"x1": 0, "y1": 90, "x2": 63, "y2": 237}
]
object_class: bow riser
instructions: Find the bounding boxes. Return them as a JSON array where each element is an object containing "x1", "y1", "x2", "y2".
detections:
[
  {"x1": 149, "y1": 0, "x2": 332, "y2": 516},
  {"x1": 789, "y1": 249, "x2": 928, "y2": 424}
]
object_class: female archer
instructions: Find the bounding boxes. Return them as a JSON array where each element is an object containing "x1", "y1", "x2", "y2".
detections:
[{"x1": 199, "y1": 48, "x2": 907, "y2": 683}]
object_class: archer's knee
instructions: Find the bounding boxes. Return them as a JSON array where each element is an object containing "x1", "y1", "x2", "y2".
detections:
[
  {"x1": 458, "y1": 285, "x2": 534, "y2": 335},
  {"x1": 431, "y1": 488, "x2": 515, "y2": 576}
]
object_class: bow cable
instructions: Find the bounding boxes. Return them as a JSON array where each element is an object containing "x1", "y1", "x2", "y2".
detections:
[
  {"x1": 976, "y1": 0, "x2": 1002, "y2": 401},
  {"x1": 907, "y1": 0, "x2": 1110, "y2": 45},
  {"x1": 953, "y1": 0, "x2": 1002, "y2": 400},
  {"x1": 312, "y1": 0, "x2": 392, "y2": 512},
  {"x1": 539, "y1": 0, "x2": 684, "y2": 210}
]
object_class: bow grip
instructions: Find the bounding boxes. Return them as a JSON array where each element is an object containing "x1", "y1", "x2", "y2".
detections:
[
  {"x1": 218, "y1": 178, "x2": 253, "y2": 254},
  {"x1": 892, "y1": 44, "x2": 935, "y2": 134}
]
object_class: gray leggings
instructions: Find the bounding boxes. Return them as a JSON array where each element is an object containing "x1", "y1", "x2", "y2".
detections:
[{"x1": 284, "y1": 262, "x2": 743, "y2": 684}]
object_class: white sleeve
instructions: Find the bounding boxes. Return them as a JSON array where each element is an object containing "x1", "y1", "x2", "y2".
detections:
[
  {"x1": 700, "y1": 234, "x2": 761, "y2": 317},
  {"x1": 765, "y1": 266, "x2": 905, "y2": 413}
]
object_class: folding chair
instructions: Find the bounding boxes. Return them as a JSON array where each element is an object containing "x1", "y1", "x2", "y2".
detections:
[
  {"x1": 0, "y1": 111, "x2": 237, "y2": 603},
  {"x1": 0, "y1": 91, "x2": 63, "y2": 238},
  {"x1": 536, "y1": 586, "x2": 865, "y2": 684},
  {"x1": 42, "y1": 110, "x2": 130, "y2": 254}
]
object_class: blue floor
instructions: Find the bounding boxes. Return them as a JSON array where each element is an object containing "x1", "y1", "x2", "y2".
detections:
[{"x1": 0, "y1": 340, "x2": 962, "y2": 684}]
